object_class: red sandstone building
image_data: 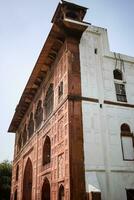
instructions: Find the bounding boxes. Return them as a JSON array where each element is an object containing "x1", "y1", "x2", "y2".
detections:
[
  {"x1": 9, "y1": 1, "x2": 89, "y2": 200},
  {"x1": 9, "y1": 1, "x2": 134, "y2": 200}
]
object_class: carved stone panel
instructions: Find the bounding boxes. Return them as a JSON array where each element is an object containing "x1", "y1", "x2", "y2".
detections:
[
  {"x1": 58, "y1": 154, "x2": 64, "y2": 179},
  {"x1": 58, "y1": 117, "x2": 64, "y2": 142}
]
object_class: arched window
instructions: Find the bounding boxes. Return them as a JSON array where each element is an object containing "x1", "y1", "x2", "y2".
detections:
[
  {"x1": 113, "y1": 69, "x2": 127, "y2": 102},
  {"x1": 44, "y1": 84, "x2": 54, "y2": 118},
  {"x1": 16, "y1": 165, "x2": 19, "y2": 181},
  {"x1": 43, "y1": 136, "x2": 51, "y2": 165},
  {"x1": 58, "y1": 185, "x2": 64, "y2": 200},
  {"x1": 121, "y1": 123, "x2": 131, "y2": 133},
  {"x1": 58, "y1": 81, "x2": 63, "y2": 100},
  {"x1": 34, "y1": 100, "x2": 43, "y2": 129},
  {"x1": 23, "y1": 125, "x2": 27, "y2": 146},
  {"x1": 121, "y1": 123, "x2": 134, "y2": 160},
  {"x1": 41, "y1": 178, "x2": 50, "y2": 200},
  {"x1": 18, "y1": 134, "x2": 22, "y2": 152},
  {"x1": 28, "y1": 113, "x2": 34, "y2": 138},
  {"x1": 22, "y1": 158, "x2": 33, "y2": 200},
  {"x1": 14, "y1": 189, "x2": 17, "y2": 200},
  {"x1": 113, "y1": 69, "x2": 123, "y2": 80}
]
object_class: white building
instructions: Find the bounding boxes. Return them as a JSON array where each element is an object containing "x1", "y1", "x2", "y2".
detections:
[{"x1": 80, "y1": 25, "x2": 134, "y2": 200}]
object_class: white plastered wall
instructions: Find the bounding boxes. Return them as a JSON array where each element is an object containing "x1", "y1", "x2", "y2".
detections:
[{"x1": 80, "y1": 25, "x2": 134, "y2": 200}]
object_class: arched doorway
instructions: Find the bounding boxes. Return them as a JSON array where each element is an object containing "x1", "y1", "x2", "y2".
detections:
[
  {"x1": 22, "y1": 158, "x2": 33, "y2": 200},
  {"x1": 14, "y1": 189, "x2": 17, "y2": 200},
  {"x1": 42, "y1": 178, "x2": 50, "y2": 200},
  {"x1": 58, "y1": 185, "x2": 64, "y2": 200}
]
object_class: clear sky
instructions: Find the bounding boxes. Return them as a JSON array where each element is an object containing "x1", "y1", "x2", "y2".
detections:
[{"x1": 0, "y1": 0, "x2": 134, "y2": 162}]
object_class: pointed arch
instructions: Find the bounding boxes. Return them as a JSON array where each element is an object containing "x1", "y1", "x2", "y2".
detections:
[
  {"x1": 18, "y1": 134, "x2": 22, "y2": 152},
  {"x1": 28, "y1": 112, "x2": 34, "y2": 138},
  {"x1": 22, "y1": 158, "x2": 33, "y2": 200},
  {"x1": 58, "y1": 184, "x2": 64, "y2": 200},
  {"x1": 41, "y1": 178, "x2": 50, "y2": 200},
  {"x1": 44, "y1": 83, "x2": 54, "y2": 118},
  {"x1": 34, "y1": 100, "x2": 43, "y2": 129},
  {"x1": 43, "y1": 136, "x2": 51, "y2": 165},
  {"x1": 23, "y1": 125, "x2": 27, "y2": 145}
]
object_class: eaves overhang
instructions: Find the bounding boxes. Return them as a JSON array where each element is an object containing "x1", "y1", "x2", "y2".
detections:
[{"x1": 8, "y1": 18, "x2": 88, "y2": 133}]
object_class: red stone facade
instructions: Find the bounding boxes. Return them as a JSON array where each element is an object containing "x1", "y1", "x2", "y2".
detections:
[{"x1": 9, "y1": 1, "x2": 89, "y2": 200}]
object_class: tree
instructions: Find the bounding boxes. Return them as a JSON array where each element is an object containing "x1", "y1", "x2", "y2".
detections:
[{"x1": 0, "y1": 160, "x2": 12, "y2": 200}]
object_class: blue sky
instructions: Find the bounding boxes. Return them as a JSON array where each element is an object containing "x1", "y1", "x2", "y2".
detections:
[{"x1": 0, "y1": 0, "x2": 134, "y2": 162}]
